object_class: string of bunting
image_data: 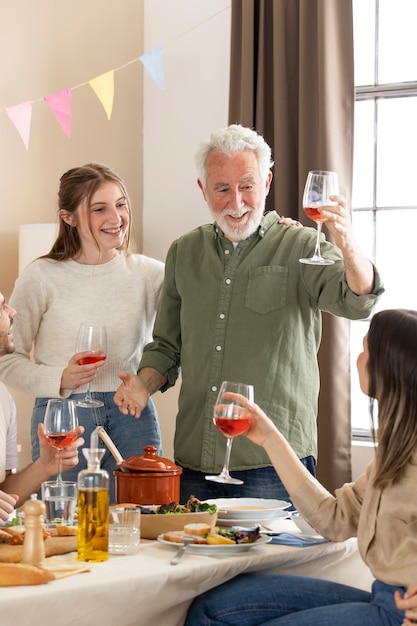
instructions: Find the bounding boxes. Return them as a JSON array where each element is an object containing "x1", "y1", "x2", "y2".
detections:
[{"x1": 4, "y1": 5, "x2": 229, "y2": 151}]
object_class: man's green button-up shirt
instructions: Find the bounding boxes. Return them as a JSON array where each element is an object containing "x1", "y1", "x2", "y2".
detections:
[{"x1": 139, "y1": 212, "x2": 384, "y2": 474}]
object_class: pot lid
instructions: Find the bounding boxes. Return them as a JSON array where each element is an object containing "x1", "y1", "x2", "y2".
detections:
[{"x1": 121, "y1": 445, "x2": 182, "y2": 473}]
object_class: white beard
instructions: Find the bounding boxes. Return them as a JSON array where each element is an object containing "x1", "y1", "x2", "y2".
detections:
[{"x1": 214, "y1": 206, "x2": 263, "y2": 242}]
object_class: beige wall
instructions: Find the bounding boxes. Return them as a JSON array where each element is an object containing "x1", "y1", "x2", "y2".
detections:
[
  {"x1": 0, "y1": 0, "x2": 145, "y2": 468},
  {"x1": 1, "y1": 0, "x2": 145, "y2": 297}
]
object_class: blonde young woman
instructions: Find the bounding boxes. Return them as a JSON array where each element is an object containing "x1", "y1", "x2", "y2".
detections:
[
  {"x1": 0, "y1": 164, "x2": 164, "y2": 503},
  {"x1": 186, "y1": 309, "x2": 417, "y2": 625}
]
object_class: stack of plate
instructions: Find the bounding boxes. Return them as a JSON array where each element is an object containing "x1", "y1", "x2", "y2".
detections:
[{"x1": 203, "y1": 497, "x2": 291, "y2": 527}]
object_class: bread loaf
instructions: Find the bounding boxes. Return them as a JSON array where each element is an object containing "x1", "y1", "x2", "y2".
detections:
[
  {"x1": 0, "y1": 562, "x2": 55, "y2": 586},
  {"x1": 55, "y1": 525, "x2": 78, "y2": 537},
  {"x1": 183, "y1": 523, "x2": 211, "y2": 537}
]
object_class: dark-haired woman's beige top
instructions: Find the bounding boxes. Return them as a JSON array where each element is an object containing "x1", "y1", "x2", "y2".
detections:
[{"x1": 292, "y1": 454, "x2": 417, "y2": 587}]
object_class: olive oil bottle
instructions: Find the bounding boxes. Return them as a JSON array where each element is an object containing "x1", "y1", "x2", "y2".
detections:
[{"x1": 77, "y1": 448, "x2": 109, "y2": 562}]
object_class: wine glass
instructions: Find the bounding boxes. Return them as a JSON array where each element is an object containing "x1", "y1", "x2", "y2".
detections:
[
  {"x1": 205, "y1": 381, "x2": 254, "y2": 485},
  {"x1": 75, "y1": 323, "x2": 107, "y2": 408},
  {"x1": 299, "y1": 170, "x2": 339, "y2": 265},
  {"x1": 44, "y1": 398, "x2": 79, "y2": 484}
]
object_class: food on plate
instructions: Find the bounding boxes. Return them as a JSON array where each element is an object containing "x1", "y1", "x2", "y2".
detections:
[
  {"x1": 140, "y1": 495, "x2": 217, "y2": 516},
  {"x1": 163, "y1": 530, "x2": 207, "y2": 544},
  {"x1": 0, "y1": 526, "x2": 26, "y2": 545},
  {"x1": 0, "y1": 562, "x2": 55, "y2": 586},
  {"x1": 0, "y1": 525, "x2": 54, "y2": 545},
  {"x1": 205, "y1": 534, "x2": 235, "y2": 545},
  {"x1": 183, "y1": 522, "x2": 212, "y2": 537},
  {"x1": 163, "y1": 524, "x2": 261, "y2": 545}
]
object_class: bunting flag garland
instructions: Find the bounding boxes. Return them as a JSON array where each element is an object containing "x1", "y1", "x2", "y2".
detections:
[
  {"x1": 89, "y1": 70, "x2": 115, "y2": 120},
  {"x1": 44, "y1": 89, "x2": 72, "y2": 137},
  {"x1": 139, "y1": 47, "x2": 165, "y2": 91},
  {"x1": 5, "y1": 101, "x2": 33, "y2": 150},
  {"x1": 2, "y1": 5, "x2": 229, "y2": 149}
]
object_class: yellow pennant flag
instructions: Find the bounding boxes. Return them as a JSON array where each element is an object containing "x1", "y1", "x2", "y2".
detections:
[{"x1": 89, "y1": 70, "x2": 115, "y2": 120}]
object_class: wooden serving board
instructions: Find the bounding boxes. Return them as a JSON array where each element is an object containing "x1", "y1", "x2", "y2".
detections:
[{"x1": 0, "y1": 536, "x2": 77, "y2": 563}]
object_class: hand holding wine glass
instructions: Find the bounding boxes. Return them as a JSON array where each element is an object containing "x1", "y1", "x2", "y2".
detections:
[
  {"x1": 76, "y1": 323, "x2": 107, "y2": 408},
  {"x1": 299, "y1": 170, "x2": 339, "y2": 265},
  {"x1": 44, "y1": 399, "x2": 79, "y2": 484},
  {"x1": 205, "y1": 381, "x2": 254, "y2": 485}
]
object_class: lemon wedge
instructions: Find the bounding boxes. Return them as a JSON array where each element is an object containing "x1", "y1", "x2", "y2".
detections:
[{"x1": 206, "y1": 533, "x2": 236, "y2": 545}]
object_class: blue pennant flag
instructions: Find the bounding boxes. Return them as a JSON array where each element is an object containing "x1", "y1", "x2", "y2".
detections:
[{"x1": 139, "y1": 47, "x2": 165, "y2": 91}]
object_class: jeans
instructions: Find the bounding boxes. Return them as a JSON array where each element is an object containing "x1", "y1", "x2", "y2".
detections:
[
  {"x1": 178, "y1": 457, "x2": 316, "y2": 507},
  {"x1": 31, "y1": 392, "x2": 162, "y2": 504},
  {"x1": 185, "y1": 575, "x2": 406, "y2": 626}
]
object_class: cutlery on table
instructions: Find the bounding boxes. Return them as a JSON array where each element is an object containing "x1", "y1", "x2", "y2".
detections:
[{"x1": 170, "y1": 537, "x2": 193, "y2": 565}]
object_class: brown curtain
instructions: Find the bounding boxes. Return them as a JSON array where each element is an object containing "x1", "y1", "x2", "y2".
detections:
[{"x1": 229, "y1": 0, "x2": 354, "y2": 492}]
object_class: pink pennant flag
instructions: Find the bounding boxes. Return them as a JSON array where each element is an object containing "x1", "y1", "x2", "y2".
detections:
[
  {"x1": 89, "y1": 70, "x2": 115, "y2": 120},
  {"x1": 139, "y1": 47, "x2": 165, "y2": 90},
  {"x1": 44, "y1": 89, "x2": 72, "y2": 137},
  {"x1": 5, "y1": 101, "x2": 33, "y2": 151}
]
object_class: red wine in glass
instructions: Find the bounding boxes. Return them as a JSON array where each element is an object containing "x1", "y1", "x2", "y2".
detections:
[
  {"x1": 299, "y1": 170, "x2": 339, "y2": 265},
  {"x1": 75, "y1": 324, "x2": 107, "y2": 408},
  {"x1": 205, "y1": 381, "x2": 254, "y2": 485},
  {"x1": 44, "y1": 399, "x2": 79, "y2": 484},
  {"x1": 45, "y1": 431, "x2": 79, "y2": 449}
]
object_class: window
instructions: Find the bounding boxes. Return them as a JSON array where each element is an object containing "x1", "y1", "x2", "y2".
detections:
[{"x1": 351, "y1": 0, "x2": 417, "y2": 435}]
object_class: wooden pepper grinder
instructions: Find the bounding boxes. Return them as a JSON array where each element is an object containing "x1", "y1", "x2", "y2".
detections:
[{"x1": 22, "y1": 494, "x2": 46, "y2": 566}]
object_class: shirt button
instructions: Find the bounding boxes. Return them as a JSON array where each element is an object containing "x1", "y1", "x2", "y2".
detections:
[
  {"x1": 225, "y1": 278, "x2": 231, "y2": 285},
  {"x1": 225, "y1": 249, "x2": 230, "y2": 255},
  {"x1": 216, "y1": 345, "x2": 222, "y2": 351},
  {"x1": 211, "y1": 385, "x2": 217, "y2": 392},
  {"x1": 219, "y1": 313, "x2": 225, "y2": 319}
]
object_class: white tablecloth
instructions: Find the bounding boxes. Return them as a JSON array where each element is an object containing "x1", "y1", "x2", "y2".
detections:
[{"x1": 0, "y1": 519, "x2": 374, "y2": 626}]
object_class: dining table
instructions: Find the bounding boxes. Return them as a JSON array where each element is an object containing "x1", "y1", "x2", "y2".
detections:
[{"x1": 0, "y1": 517, "x2": 374, "y2": 626}]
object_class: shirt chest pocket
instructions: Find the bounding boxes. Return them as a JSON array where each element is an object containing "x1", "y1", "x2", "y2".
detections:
[{"x1": 245, "y1": 266, "x2": 288, "y2": 315}]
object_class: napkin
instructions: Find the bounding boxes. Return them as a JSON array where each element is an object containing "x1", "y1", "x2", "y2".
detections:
[{"x1": 268, "y1": 533, "x2": 329, "y2": 547}]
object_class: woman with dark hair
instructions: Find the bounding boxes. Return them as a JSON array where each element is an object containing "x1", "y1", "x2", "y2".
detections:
[
  {"x1": 0, "y1": 164, "x2": 164, "y2": 503},
  {"x1": 185, "y1": 309, "x2": 417, "y2": 625}
]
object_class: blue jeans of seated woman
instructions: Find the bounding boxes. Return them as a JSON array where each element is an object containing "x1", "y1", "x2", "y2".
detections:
[
  {"x1": 184, "y1": 576, "x2": 406, "y2": 626},
  {"x1": 31, "y1": 392, "x2": 162, "y2": 504}
]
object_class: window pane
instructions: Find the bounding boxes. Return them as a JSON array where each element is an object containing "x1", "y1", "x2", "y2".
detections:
[
  {"x1": 352, "y1": 210, "x2": 374, "y2": 261},
  {"x1": 378, "y1": 0, "x2": 417, "y2": 84},
  {"x1": 353, "y1": 0, "x2": 375, "y2": 86},
  {"x1": 376, "y1": 97, "x2": 417, "y2": 207},
  {"x1": 352, "y1": 101, "x2": 375, "y2": 208},
  {"x1": 375, "y1": 209, "x2": 417, "y2": 310}
]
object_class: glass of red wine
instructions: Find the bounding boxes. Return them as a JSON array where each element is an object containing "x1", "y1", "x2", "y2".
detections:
[
  {"x1": 205, "y1": 381, "x2": 254, "y2": 485},
  {"x1": 75, "y1": 323, "x2": 107, "y2": 408},
  {"x1": 44, "y1": 398, "x2": 79, "y2": 484},
  {"x1": 299, "y1": 170, "x2": 339, "y2": 266}
]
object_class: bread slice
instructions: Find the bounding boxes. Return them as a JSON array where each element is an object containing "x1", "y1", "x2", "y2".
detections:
[
  {"x1": 183, "y1": 523, "x2": 211, "y2": 537},
  {"x1": 163, "y1": 530, "x2": 207, "y2": 544}
]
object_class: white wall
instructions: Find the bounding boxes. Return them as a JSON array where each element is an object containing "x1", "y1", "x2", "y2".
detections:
[{"x1": 142, "y1": 0, "x2": 231, "y2": 459}]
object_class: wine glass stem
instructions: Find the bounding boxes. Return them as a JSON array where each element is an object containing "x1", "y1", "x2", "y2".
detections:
[
  {"x1": 56, "y1": 454, "x2": 62, "y2": 484},
  {"x1": 314, "y1": 222, "x2": 323, "y2": 259},
  {"x1": 85, "y1": 384, "x2": 93, "y2": 402},
  {"x1": 220, "y1": 437, "x2": 233, "y2": 477}
]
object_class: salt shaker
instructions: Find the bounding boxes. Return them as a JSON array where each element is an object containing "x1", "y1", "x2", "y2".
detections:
[{"x1": 22, "y1": 494, "x2": 46, "y2": 566}]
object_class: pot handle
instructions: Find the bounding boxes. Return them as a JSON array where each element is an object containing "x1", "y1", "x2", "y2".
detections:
[{"x1": 96, "y1": 426, "x2": 125, "y2": 466}]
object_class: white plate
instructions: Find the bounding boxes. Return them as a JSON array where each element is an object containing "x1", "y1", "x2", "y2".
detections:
[
  {"x1": 290, "y1": 513, "x2": 318, "y2": 535},
  {"x1": 157, "y1": 533, "x2": 271, "y2": 555},
  {"x1": 218, "y1": 512, "x2": 289, "y2": 527},
  {"x1": 204, "y1": 498, "x2": 291, "y2": 520}
]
